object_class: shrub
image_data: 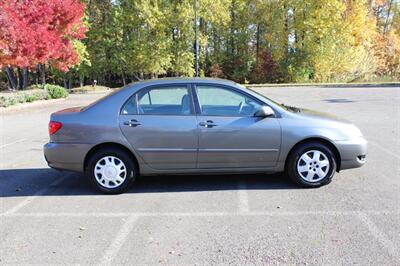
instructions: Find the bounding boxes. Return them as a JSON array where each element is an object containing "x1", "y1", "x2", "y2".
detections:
[
  {"x1": 0, "y1": 89, "x2": 50, "y2": 107},
  {"x1": 0, "y1": 96, "x2": 15, "y2": 107},
  {"x1": 0, "y1": 81, "x2": 8, "y2": 91},
  {"x1": 0, "y1": 84, "x2": 68, "y2": 108},
  {"x1": 45, "y1": 84, "x2": 68, "y2": 99},
  {"x1": 25, "y1": 94, "x2": 37, "y2": 102},
  {"x1": 209, "y1": 64, "x2": 225, "y2": 78}
]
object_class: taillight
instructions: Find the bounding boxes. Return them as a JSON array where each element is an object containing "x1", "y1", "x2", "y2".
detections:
[{"x1": 49, "y1": 121, "x2": 62, "y2": 135}]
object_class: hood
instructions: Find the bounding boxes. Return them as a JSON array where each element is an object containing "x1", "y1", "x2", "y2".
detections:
[
  {"x1": 295, "y1": 108, "x2": 352, "y2": 124},
  {"x1": 286, "y1": 107, "x2": 363, "y2": 138}
]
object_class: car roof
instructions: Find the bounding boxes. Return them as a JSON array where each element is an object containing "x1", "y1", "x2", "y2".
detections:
[
  {"x1": 124, "y1": 77, "x2": 238, "y2": 89},
  {"x1": 84, "y1": 77, "x2": 287, "y2": 117}
]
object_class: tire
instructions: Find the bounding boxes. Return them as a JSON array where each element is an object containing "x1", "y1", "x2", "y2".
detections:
[
  {"x1": 86, "y1": 148, "x2": 137, "y2": 194},
  {"x1": 286, "y1": 141, "x2": 337, "y2": 188}
]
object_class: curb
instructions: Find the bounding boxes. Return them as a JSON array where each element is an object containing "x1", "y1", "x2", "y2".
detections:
[
  {"x1": 0, "y1": 98, "x2": 66, "y2": 113},
  {"x1": 69, "y1": 89, "x2": 112, "y2": 94},
  {"x1": 245, "y1": 83, "x2": 400, "y2": 88}
]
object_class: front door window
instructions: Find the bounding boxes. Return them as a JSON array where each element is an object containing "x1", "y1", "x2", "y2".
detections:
[{"x1": 195, "y1": 85, "x2": 262, "y2": 117}]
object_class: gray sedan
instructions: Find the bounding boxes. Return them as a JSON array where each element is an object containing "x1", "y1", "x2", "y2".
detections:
[{"x1": 44, "y1": 78, "x2": 367, "y2": 193}]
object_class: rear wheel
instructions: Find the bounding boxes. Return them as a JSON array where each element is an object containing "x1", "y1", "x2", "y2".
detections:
[
  {"x1": 86, "y1": 148, "x2": 137, "y2": 194},
  {"x1": 287, "y1": 142, "x2": 336, "y2": 187}
]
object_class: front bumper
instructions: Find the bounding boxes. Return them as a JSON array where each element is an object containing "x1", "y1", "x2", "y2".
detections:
[
  {"x1": 44, "y1": 142, "x2": 93, "y2": 172},
  {"x1": 334, "y1": 137, "x2": 368, "y2": 170}
]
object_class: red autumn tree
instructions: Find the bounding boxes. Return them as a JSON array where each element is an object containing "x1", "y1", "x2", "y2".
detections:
[
  {"x1": 0, "y1": 0, "x2": 86, "y2": 72},
  {"x1": 250, "y1": 49, "x2": 283, "y2": 83}
]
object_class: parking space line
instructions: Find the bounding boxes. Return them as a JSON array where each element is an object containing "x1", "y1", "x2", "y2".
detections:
[
  {"x1": 99, "y1": 215, "x2": 139, "y2": 265},
  {"x1": 357, "y1": 212, "x2": 400, "y2": 263},
  {"x1": 0, "y1": 138, "x2": 26, "y2": 149},
  {"x1": 237, "y1": 178, "x2": 249, "y2": 212},
  {"x1": 369, "y1": 141, "x2": 400, "y2": 160},
  {"x1": 3, "y1": 174, "x2": 69, "y2": 215},
  {"x1": 2, "y1": 210, "x2": 399, "y2": 217}
]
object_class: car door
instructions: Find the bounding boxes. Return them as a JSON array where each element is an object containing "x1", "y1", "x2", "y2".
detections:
[
  {"x1": 119, "y1": 84, "x2": 198, "y2": 169},
  {"x1": 194, "y1": 84, "x2": 281, "y2": 169}
]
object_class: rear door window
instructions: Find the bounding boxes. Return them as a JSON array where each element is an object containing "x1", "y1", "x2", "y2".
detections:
[{"x1": 121, "y1": 85, "x2": 192, "y2": 115}]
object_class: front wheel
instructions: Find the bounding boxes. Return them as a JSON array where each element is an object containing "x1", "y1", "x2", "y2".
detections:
[
  {"x1": 86, "y1": 148, "x2": 137, "y2": 194},
  {"x1": 286, "y1": 142, "x2": 337, "y2": 188}
]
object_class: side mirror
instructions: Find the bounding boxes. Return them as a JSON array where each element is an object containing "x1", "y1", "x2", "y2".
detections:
[{"x1": 254, "y1": 106, "x2": 275, "y2": 117}]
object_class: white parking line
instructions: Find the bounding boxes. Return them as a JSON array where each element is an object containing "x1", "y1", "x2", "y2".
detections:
[
  {"x1": 0, "y1": 138, "x2": 26, "y2": 149},
  {"x1": 369, "y1": 141, "x2": 400, "y2": 160},
  {"x1": 237, "y1": 179, "x2": 249, "y2": 212},
  {"x1": 2, "y1": 210, "x2": 399, "y2": 217},
  {"x1": 3, "y1": 174, "x2": 68, "y2": 215},
  {"x1": 357, "y1": 212, "x2": 400, "y2": 263},
  {"x1": 99, "y1": 215, "x2": 139, "y2": 265}
]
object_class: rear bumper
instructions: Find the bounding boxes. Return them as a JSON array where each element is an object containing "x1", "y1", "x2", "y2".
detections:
[
  {"x1": 43, "y1": 142, "x2": 93, "y2": 172},
  {"x1": 334, "y1": 137, "x2": 368, "y2": 170}
]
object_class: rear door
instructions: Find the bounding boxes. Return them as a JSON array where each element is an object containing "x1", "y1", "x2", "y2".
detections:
[
  {"x1": 194, "y1": 84, "x2": 281, "y2": 169},
  {"x1": 119, "y1": 84, "x2": 198, "y2": 169}
]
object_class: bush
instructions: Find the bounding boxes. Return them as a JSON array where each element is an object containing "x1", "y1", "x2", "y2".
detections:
[
  {"x1": 0, "y1": 81, "x2": 8, "y2": 91},
  {"x1": 25, "y1": 94, "x2": 37, "y2": 102},
  {"x1": 0, "y1": 89, "x2": 52, "y2": 107},
  {"x1": 209, "y1": 64, "x2": 225, "y2": 78},
  {"x1": 45, "y1": 84, "x2": 68, "y2": 99}
]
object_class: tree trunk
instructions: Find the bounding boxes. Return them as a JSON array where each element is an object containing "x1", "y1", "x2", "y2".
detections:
[
  {"x1": 284, "y1": 4, "x2": 289, "y2": 56},
  {"x1": 17, "y1": 67, "x2": 23, "y2": 90},
  {"x1": 63, "y1": 78, "x2": 68, "y2": 89},
  {"x1": 230, "y1": 0, "x2": 236, "y2": 55},
  {"x1": 256, "y1": 23, "x2": 260, "y2": 63},
  {"x1": 122, "y1": 72, "x2": 126, "y2": 86},
  {"x1": 80, "y1": 76, "x2": 84, "y2": 87},
  {"x1": 23, "y1": 67, "x2": 29, "y2": 90},
  {"x1": 5, "y1": 67, "x2": 17, "y2": 90},
  {"x1": 68, "y1": 75, "x2": 72, "y2": 90},
  {"x1": 34, "y1": 65, "x2": 39, "y2": 85},
  {"x1": 40, "y1": 64, "x2": 46, "y2": 85},
  {"x1": 6, "y1": 74, "x2": 12, "y2": 89},
  {"x1": 384, "y1": 0, "x2": 394, "y2": 33}
]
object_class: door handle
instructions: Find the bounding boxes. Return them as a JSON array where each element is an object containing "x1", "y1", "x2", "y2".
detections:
[
  {"x1": 123, "y1": 119, "x2": 141, "y2": 127},
  {"x1": 199, "y1": 120, "x2": 217, "y2": 128}
]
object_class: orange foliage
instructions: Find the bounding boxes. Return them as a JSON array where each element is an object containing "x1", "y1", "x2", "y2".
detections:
[{"x1": 371, "y1": 32, "x2": 400, "y2": 76}]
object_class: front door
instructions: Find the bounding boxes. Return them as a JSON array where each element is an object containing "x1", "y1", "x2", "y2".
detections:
[
  {"x1": 194, "y1": 85, "x2": 281, "y2": 169},
  {"x1": 119, "y1": 84, "x2": 198, "y2": 169}
]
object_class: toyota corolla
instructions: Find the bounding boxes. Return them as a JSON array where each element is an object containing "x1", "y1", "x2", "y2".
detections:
[{"x1": 44, "y1": 78, "x2": 367, "y2": 193}]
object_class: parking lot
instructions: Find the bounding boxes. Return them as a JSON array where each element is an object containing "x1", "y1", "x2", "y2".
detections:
[{"x1": 1, "y1": 86, "x2": 399, "y2": 265}]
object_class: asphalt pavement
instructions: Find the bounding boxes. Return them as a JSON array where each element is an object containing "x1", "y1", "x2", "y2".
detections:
[{"x1": 0, "y1": 86, "x2": 399, "y2": 265}]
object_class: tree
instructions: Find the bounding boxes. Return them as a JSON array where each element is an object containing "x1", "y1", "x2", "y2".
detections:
[
  {"x1": 168, "y1": 0, "x2": 195, "y2": 77},
  {"x1": 0, "y1": 0, "x2": 86, "y2": 89},
  {"x1": 3, "y1": 0, "x2": 398, "y2": 88}
]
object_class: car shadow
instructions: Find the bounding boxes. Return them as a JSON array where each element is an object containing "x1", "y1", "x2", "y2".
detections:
[
  {"x1": 0, "y1": 168, "x2": 299, "y2": 197},
  {"x1": 323, "y1": 98, "x2": 355, "y2": 103}
]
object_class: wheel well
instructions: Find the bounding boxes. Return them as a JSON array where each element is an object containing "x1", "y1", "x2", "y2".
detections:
[
  {"x1": 285, "y1": 138, "x2": 341, "y2": 172},
  {"x1": 83, "y1": 142, "x2": 139, "y2": 172}
]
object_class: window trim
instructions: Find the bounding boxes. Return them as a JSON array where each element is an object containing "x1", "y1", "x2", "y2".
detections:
[
  {"x1": 191, "y1": 83, "x2": 269, "y2": 117},
  {"x1": 120, "y1": 83, "x2": 195, "y2": 116}
]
